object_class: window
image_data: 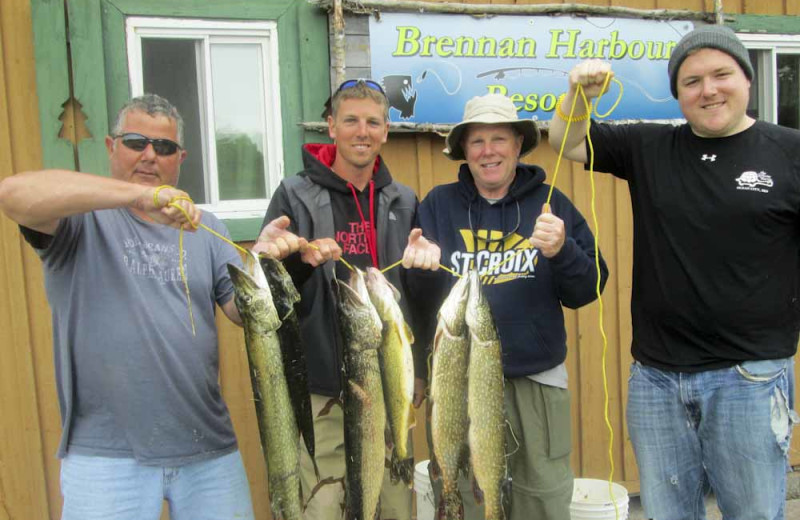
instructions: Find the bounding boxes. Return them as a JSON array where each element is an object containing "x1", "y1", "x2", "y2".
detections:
[
  {"x1": 32, "y1": 0, "x2": 328, "y2": 241},
  {"x1": 126, "y1": 18, "x2": 284, "y2": 220},
  {"x1": 740, "y1": 34, "x2": 800, "y2": 130}
]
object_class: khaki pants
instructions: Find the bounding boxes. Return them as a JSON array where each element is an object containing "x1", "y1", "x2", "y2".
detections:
[
  {"x1": 428, "y1": 378, "x2": 573, "y2": 520},
  {"x1": 300, "y1": 393, "x2": 413, "y2": 520}
]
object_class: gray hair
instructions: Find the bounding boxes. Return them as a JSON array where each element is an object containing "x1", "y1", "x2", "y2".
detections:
[{"x1": 111, "y1": 93, "x2": 184, "y2": 145}]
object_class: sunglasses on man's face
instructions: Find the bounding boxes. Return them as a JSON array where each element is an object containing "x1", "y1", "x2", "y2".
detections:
[
  {"x1": 113, "y1": 133, "x2": 182, "y2": 156},
  {"x1": 321, "y1": 78, "x2": 387, "y2": 118}
]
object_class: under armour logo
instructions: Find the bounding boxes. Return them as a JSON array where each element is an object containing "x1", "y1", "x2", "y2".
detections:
[{"x1": 701, "y1": 154, "x2": 716, "y2": 162}]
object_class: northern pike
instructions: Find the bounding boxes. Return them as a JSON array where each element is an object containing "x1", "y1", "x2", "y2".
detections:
[
  {"x1": 465, "y1": 270, "x2": 507, "y2": 520},
  {"x1": 229, "y1": 253, "x2": 302, "y2": 520},
  {"x1": 336, "y1": 268, "x2": 386, "y2": 520},
  {"x1": 261, "y1": 256, "x2": 318, "y2": 480},
  {"x1": 429, "y1": 273, "x2": 471, "y2": 520},
  {"x1": 364, "y1": 267, "x2": 415, "y2": 485}
]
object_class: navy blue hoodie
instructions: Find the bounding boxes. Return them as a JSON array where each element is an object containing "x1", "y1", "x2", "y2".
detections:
[{"x1": 415, "y1": 163, "x2": 608, "y2": 377}]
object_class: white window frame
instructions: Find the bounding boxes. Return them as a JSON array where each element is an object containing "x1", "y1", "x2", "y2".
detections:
[
  {"x1": 738, "y1": 33, "x2": 800, "y2": 125},
  {"x1": 126, "y1": 17, "x2": 284, "y2": 220}
]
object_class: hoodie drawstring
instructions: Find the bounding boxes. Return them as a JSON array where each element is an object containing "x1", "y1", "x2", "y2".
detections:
[
  {"x1": 347, "y1": 180, "x2": 379, "y2": 268},
  {"x1": 468, "y1": 197, "x2": 523, "y2": 254}
]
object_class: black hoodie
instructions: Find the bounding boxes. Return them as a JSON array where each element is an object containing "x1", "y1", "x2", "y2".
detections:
[
  {"x1": 415, "y1": 163, "x2": 608, "y2": 377},
  {"x1": 300, "y1": 143, "x2": 392, "y2": 279},
  {"x1": 262, "y1": 143, "x2": 422, "y2": 395}
]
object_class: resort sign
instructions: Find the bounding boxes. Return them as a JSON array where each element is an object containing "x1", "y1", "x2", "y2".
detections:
[{"x1": 369, "y1": 13, "x2": 693, "y2": 123}]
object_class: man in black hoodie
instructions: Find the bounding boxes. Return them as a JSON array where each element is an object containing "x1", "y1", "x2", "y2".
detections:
[
  {"x1": 417, "y1": 93, "x2": 608, "y2": 520},
  {"x1": 253, "y1": 79, "x2": 440, "y2": 520}
]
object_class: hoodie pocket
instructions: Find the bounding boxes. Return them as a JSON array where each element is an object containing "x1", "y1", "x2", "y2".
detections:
[{"x1": 496, "y1": 319, "x2": 560, "y2": 368}]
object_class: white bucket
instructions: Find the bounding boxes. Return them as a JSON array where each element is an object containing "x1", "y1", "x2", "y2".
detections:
[
  {"x1": 414, "y1": 460, "x2": 436, "y2": 520},
  {"x1": 570, "y1": 478, "x2": 629, "y2": 520}
]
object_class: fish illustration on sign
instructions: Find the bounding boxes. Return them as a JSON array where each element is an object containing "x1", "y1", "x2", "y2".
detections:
[{"x1": 381, "y1": 75, "x2": 417, "y2": 119}]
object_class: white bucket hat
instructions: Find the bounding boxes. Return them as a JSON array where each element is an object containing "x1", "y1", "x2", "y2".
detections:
[{"x1": 444, "y1": 93, "x2": 540, "y2": 161}]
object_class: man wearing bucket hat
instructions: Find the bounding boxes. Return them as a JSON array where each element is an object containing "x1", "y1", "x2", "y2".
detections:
[
  {"x1": 549, "y1": 24, "x2": 800, "y2": 519},
  {"x1": 414, "y1": 92, "x2": 608, "y2": 520}
]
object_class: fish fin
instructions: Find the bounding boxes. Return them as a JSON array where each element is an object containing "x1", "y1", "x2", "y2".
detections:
[
  {"x1": 311, "y1": 455, "x2": 321, "y2": 483},
  {"x1": 429, "y1": 456, "x2": 441, "y2": 481},
  {"x1": 348, "y1": 380, "x2": 371, "y2": 405},
  {"x1": 318, "y1": 397, "x2": 340, "y2": 417},
  {"x1": 407, "y1": 404, "x2": 417, "y2": 430},
  {"x1": 305, "y1": 476, "x2": 344, "y2": 510},
  {"x1": 471, "y1": 476, "x2": 484, "y2": 505},
  {"x1": 457, "y1": 444, "x2": 471, "y2": 480},
  {"x1": 384, "y1": 426, "x2": 394, "y2": 450},
  {"x1": 298, "y1": 474, "x2": 305, "y2": 512},
  {"x1": 436, "y1": 496, "x2": 446, "y2": 520},
  {"x1": 404, "y1": 321, "x2": 415, "y2": 344},
  {"x1": 372, "y1": 498, "x2": 381, "y2": 520},
  {"x1": 388, "y1": 450, "x2": 414, "y2": 487},
  {"x1": 438, "y1": 488, "x2": 465, "y2": 520},
  {"x1": 432, "y1": 328, "x2": 444, "y2": 354}
]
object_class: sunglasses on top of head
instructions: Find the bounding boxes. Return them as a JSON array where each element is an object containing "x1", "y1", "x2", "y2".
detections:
[
  {"x1": 334, "y1": 78, "x2": 386, "y2": 96},
  {"x1": 321, "y1": 78, "x2": 386, "y2": 118},
  {"x1": 113, "y1": 133, "x2": 182, "y2": 156}
]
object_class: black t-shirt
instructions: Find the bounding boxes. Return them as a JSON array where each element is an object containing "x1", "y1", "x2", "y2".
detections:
[{"x1": 590, "y1": 120, "x2": 800, "y2": 371}]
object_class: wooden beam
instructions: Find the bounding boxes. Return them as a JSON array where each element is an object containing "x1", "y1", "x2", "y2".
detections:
[{"x1": 312, "y1": 0, "x2": 718, "y2": 22}]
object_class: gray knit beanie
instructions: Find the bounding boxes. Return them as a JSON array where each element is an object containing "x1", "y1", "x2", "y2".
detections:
[{"x1": 668, "y1": 24, "x2": 753, "y2": 98}]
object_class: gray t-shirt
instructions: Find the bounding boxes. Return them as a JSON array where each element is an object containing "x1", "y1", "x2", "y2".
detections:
[{"x1": 27, "y1": 208, "x2": 241, "y2": 466}]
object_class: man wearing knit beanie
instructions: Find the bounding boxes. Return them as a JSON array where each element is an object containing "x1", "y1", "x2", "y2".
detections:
[
  {"x1": 550, "y1": 25, "x2": 799, "y2": 520},
  {"x1": 667, "y1": 24, "x2": 754, "y2": 98}
]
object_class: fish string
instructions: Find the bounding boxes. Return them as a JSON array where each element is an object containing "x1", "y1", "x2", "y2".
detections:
[
  {"x1": 581, "y1": 77, "x2": 620, "y2": 520},
  {"x1": 306, "y1": 243, "x2": 356, "y2": 272},
  {"x1": 166, "y1": 199, "x2": 462, "y2": 336},
  {"x1": 486, "y1": 77, "x2": 623, "y2": 277},
  {"x1": 558, "y1": 76, "x2": 620, "y2": 519},
  {"x1": 166, "y1": 198, "x2": 251, "y2": 336},
  {"x1": 380, "y1": 258, "x2": 461, "y2": 278}
]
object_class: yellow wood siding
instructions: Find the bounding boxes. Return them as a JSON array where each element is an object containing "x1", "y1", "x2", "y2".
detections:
[
  {"x1": 1, "y1": 0, "x2": 55, "y2": 518},
  {"x1": 1, "y1": 1, "x2": 798, "y2": 519}
]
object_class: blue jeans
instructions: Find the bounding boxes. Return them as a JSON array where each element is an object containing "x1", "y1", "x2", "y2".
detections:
[
  {"x1": 60, "y1": 450, "x2": 255, "y2": 520},
  {"x1": 627, "y1": 358, "x2": 798, "y2": 520}
]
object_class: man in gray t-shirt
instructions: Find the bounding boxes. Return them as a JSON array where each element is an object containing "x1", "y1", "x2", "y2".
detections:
[{"x1": 0, "y1": 94, "x2": 255, "y2": 520}]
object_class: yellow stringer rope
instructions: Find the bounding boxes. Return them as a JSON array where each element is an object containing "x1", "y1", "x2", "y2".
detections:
[
  {"x1": 561, "y1": 76, "x2": 622, "y2": 519},
  {"x1": 164, "y1": 197, "x2": 250, "y2": 336}
]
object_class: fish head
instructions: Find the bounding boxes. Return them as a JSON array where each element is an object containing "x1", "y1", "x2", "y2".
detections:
[
  {"x1": 227, "y1": 251, "x2": 278, "y2": 329},
  {"x1": 336, "y1": 268, "x2": 382, "y2": 350},
  {"x1": 365, "y1": 267, "x2": 401, "y2": 316},
  {"x1": 437, "y1": 272, "x2": 470, "y2": 337},
  {"x1": 338, "y1": 267, "x2": 370, "y2": 305},
  {"x1": 261, "y1": 256, "x2": 301, "y2": 313},
  {"x1": 465, "y1": 270, "x2": 497, "y2": 340}
]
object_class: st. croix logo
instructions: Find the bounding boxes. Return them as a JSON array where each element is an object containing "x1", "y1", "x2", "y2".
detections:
[{"x1": 449, "y1": 228, "x2": 539, "y2": 285}]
